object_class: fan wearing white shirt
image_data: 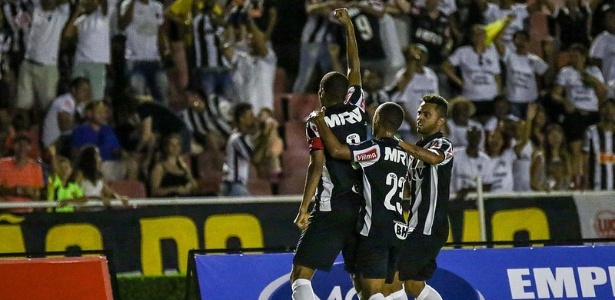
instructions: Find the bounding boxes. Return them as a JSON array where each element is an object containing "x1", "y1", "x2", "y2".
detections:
[
  {"x1": 41, "y1": 77, "x2": 92, "y2": 153},
  {"x1": 480, "y1": 0, "x2": 542, "y2": 47},
  {"x1": 443, "y1": 96, "x2": 485, "y2": 150},
  {"x1": 392, "y1": 43, "x2": 439, "y2": 143},
  {"x1": 222, "y1": 19, "x2": 276, "y2": 113},
  {"x1": 15, "y1": 0, "x2": 70, "y2": 112},
  {"x1": 551, "y1": 43, "x2": 608, "y2": 180},
  {"x1": 119, "y1": 0, "x2": 170, "y2": 107},
  {"x1": 589, "y1": 9, "x2": 615, "y2": 84},
  {"x1": 450, "y1": 126, "x2": 491, "y2": 196},
  {"x1": 442, "y1": 25, "x2": 501, "y2": 121},
  {"x1": 63, "y1": 0, "x2": 115, "y2": 102},
  {"x1": 498, "y1": 30, "x2": 552, "y2": 118}
]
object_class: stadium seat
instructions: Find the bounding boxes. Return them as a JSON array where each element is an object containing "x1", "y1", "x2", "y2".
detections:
[{"x1": 108, "y1": 179, "x2": 147, "y2": 199}]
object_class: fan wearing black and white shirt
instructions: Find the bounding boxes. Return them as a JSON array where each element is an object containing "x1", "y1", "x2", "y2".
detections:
[{"x1": 589, "y1": 9, "x2": 615, "y2": 84}]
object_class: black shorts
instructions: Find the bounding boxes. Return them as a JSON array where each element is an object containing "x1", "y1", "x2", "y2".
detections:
[
  {"x1": 397, "y1": 232, "x2": 447, "y2": 281},
  {"x1": 562, "y1": 110, "x2": 599, "y2": 142},
  {"x1": 293, "y1": 207, "x2": 361, "y2": 272},
  {"x1": 354, "y1": 222, "x2": 406, "y2": 283}
]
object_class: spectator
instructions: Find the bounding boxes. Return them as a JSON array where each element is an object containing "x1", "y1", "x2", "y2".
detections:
[
  {"x1": 530, "y1": 103, "x2": 550, "y2": 149},
  {"x1": 119, "y1": 0, "x2": 170, "y2": 106},
  {"x1": 444, "y1": 96, "x2": 485, "y2": 149},
  {"x1": 252, "y1": 0, "x2": 277, "y2": 42},
  {"x1": 484, "y1": 111, "x2": 531, "y2": 192},
  {"x1": 184, "y1": 0, "x2": 236, "y2": 101},
  {"x1": 450, "y1": 125, "x2": 491, "y2": 196},
  {"x1": 483, "y1": 95, "x2": 520, "y2": 132},
  {"x1": 180, "y1": 87, "x2": 233, "y2": 152},
  {"x1": 583, "y1": 98, "x2": 615, "y2": 190},
  {"x1": 0, "y1": 134, "x2": 44, "y2": 213},
  {"x1": 551, "y1": 43, "x2": 608, "y2": 184},
  {"x1": 63, "y1": 0, "x2": 115, "y2": 102},
  {"x1": 5, "y1": 111, "x2": 40, "y2": 159},
  {"x1": 42, "y1": 77, "x2": 91, "y2": 156},
  {"x1": 71, "y1": 101, "x2": 125, "y2": 180},
  {"x1": 511, "y1": 103, "x2": 538, "y2": 192},
  {"x1": 499, "y1": 30, "x2": 552, "y2": 118},
  {"x1": 545, "y1": 0, "x2": 593, "y2": 50},
  {"x1": 74, "y1": 145, "x2": 127, "y2": 208},
  {"x1": 220, "y1": 102, "x2": 270, "y2": 196},
  {"x1": 149, "y1": 133, "x2": 198, "y2": 197},
  {"x1": 362, "y1": 68, "x2": 389, "y2": 133},
  {"x1": 392, "y1": 43, "x2": 439, "y2": 143},
  {"x1": 222, "y1": 18, "x2": 276, "y2": 112},
  {"x1": 0, "y1": 9, "x2": 14, "y2": 105},
  {"x1": 399, "y1": 0, "x2": 454, "y2": 96},
  {"x1": 442, "y1": 24, "x2": 501, "y2": 121},
  {"x1": 46, "y1": 146, "x2": 85, "y2": 212},
  {"x1": 590, "y1": 0, "x2": 615, "y2": 38},
  {"x1": 589, "y1": 8, "x2": 615, "y2": 84},
  {"x1": 532, "y1": 123, "x2": 572, "y2": 191},
  {"x1": 292, "y1": 0, "x2": 342, "y2": 93},
  {"x1": 15, "y1": 0, "x2": 69, "y2": 113},
  {"x1": 479, "y1": 0, "x2": 542, "y2": 47}
]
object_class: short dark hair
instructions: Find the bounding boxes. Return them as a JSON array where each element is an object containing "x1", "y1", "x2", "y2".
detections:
[
  {"x1": 320, "y1": 72, "x2": 348, "y2": 105},
  {"x1": 233, "y1": 103, "x2": 253, "y2": 124},
  {"x1": 70, "y1": 77, "x2": 90, "y2": 90},
  {"x1": 378, "y1": 102, "x2": 404, "y2": 131},
  {"x1": 422, "y1": 94, "x2": 448, "y2": 118}
]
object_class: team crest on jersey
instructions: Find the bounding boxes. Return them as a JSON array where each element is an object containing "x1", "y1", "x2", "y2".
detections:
[
  {"x1": 394, "y1": 221, "x2": 409, "y2": 240},
  {"x1": 409, "y1": 159, "x2": 425, "y2": 180}
]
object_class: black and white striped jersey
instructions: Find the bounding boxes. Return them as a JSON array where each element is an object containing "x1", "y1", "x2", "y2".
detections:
[
  {"x1": 407, "y1": 132, "x2": 453, "y2": 236},
  {"x1": 222, "y1": 132, "x2": 255, "y2": 185},
  {"x1": 306, "y1": 86, "x2": 368, "y2": 211},
  {"x1": 583, "y1": 125, "x2": 615, "y2": 190},
  {"x1": 350, "y1": 138, "x2": 409, "y2": 237}
]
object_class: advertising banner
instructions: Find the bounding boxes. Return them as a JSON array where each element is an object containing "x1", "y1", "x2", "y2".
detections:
[
  {"x1": 0, "y1": 193, "x2": 611, "y2": 274},
  {"x1": 195, "y1": 246, "x2": 615, "y2": 300}
]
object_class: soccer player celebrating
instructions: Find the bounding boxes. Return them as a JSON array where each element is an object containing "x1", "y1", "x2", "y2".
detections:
[
  {"x1": 310, "y1": 102, "x2": 410, "y2": 300},
  {"x1": 385, "y1": 94, "x2": 453, "y2": 300},
  {"x1": 290, "y1": 7, "x2": 368, "y2": 300}
]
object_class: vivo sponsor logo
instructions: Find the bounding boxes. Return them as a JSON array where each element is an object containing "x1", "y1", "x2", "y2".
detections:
[
  {"x1": 594, "y1": 210, "x2": 615, "y2": 238},
  {"x1": 355, "y1": 148, "x2": 378, "y2": 161},
  {"x1": 507, "y1": 267, "x2": 615, "y2": 299},
  {"x1": 324, "y1": 107, "x2": 363, "y2": 128}
]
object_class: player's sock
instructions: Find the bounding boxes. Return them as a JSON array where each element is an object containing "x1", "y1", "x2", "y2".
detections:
[
  {"x1": 368, "y1": 293, "x2": 386, "y2": 300},
  {"x1": 292, "y1": 279, "x2": 316, "y2": 300},
  {"x1": 386, "y1": 289, "x2": 409, "y2": 300},
  {"x1": 416, "y1": 284, "x2": 442, "y2": 300}
]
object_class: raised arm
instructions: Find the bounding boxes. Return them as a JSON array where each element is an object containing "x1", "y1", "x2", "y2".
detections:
[
  {"x1": 309, "y1": 109, "x2": 351, "y2": 160},
  {"x1": 334, "y1": 8, "x2": 361, "y2": 87}
]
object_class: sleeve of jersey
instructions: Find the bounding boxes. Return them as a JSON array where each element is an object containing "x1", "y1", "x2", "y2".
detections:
[
  {"x1": 344, "y1": 86, "x2": 366, "y2": 112},
  {"x1": 234, "y1": 135, "x2": 254, "y2": 159},
  {"x1": 306, "y1": 120, "x2": 323, "y2": 152},
  {"x1": 349, "y1": 141, "x2": 379, "y2": 167},
  {"x1": 428, "y1": 138, "x2": 454, "y2": 165}
]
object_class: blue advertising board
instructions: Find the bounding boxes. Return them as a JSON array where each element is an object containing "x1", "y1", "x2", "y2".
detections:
[{"x1": 195, "y1": 245, "x2": 615, "y2": 299}]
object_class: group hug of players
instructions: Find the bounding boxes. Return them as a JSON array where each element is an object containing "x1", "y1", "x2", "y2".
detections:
[{"x1": 289, "y1": 8, "x2": 454, "y2": 300}]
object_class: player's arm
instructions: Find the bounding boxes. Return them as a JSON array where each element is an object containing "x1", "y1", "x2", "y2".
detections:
[
  {"x1": 309, "y1": 109, "x2": 352, "y2": 160},
  {"x1": 294, "y1": 150, "x2": 324, "y2": 230},
  {"x1": 398, "y1": 140, "x2": 444, "y2": 165},
  {"x1": 334, "y1": 8, "x2": 361, "y2": 87}
]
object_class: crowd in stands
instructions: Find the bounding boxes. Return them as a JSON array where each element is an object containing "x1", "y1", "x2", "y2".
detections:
[{"x1": 0, "y1": 0, "x2": 615, "y2": 212}]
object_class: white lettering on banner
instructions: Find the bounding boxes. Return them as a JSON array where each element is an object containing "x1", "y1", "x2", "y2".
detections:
[
  {"x1": 594, "y1": 210, "x2": 615, "y2": 238},
  {"x1": 508, "y1": 267, "x2": 615, "y2": 299},
  {"x1": 324, "y1": 107, "x2": 363, "y2": 128}
]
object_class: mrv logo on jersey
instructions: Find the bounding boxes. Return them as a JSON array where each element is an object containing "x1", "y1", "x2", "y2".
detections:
[
  {"x1": 324, "y1": 107, "x2": 364, "y2": 128},
  {"x1": 507, "y1": 266, "x2": 615, "y2": 299}
]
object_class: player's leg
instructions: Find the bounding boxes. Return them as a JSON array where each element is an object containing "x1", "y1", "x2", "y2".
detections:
[
  {"x1": 398, "y1": 234, "x2": 445, "y2": 300},
  {"x1": 290, "y1": 264, "x2": 316, "y2": 300},
  {"x1": 383, "y1": 272, "x2": 407, "y2": 300}
]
